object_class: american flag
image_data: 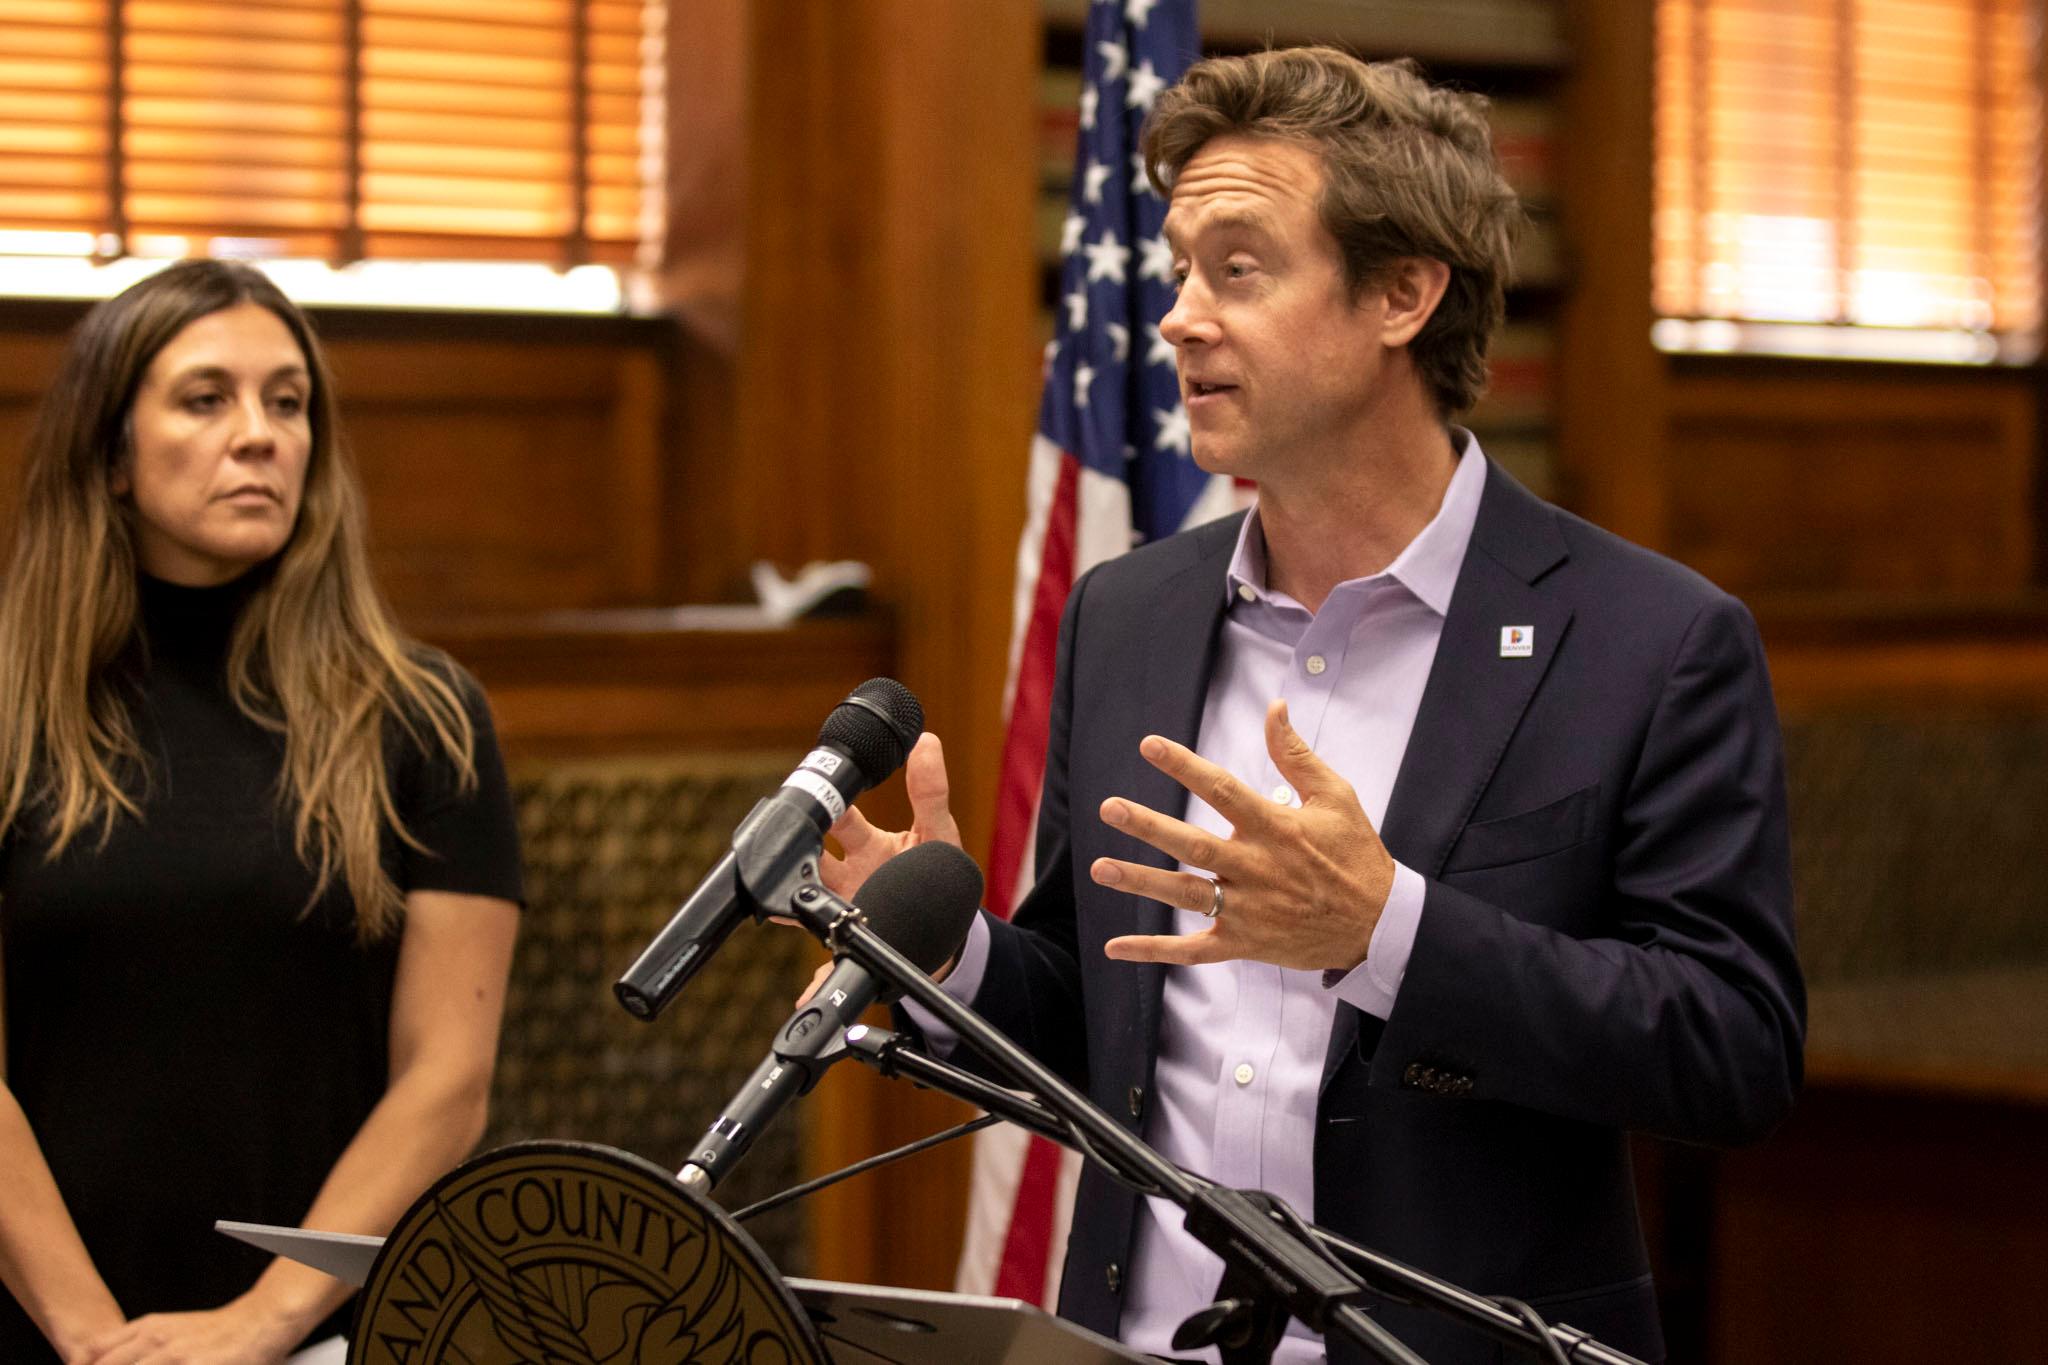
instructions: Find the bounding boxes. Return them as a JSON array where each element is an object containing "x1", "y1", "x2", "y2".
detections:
[{"x1": 957, "y1": 0, "x2": 1238, "y2": 1308}]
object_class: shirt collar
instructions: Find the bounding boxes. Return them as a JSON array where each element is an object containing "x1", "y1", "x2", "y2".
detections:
[{"x1": 1224, "y1": 426, "x2": 1487, "y2": 618}]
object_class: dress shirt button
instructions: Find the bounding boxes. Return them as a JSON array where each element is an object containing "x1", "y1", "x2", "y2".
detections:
[
  {"x1": 1105, "y1": 1261, "x2": 1123, "y2": 1293},
  {"x1": 1127, "y1": 1085, "x2": 1145, "y2": 1119},
  {"x1": 1270, "y1": 783, "x2": 1294, "y2": 806},
  {"x1": 1236, "y1": 582, "x2": 1257, "y2": 603},
  {"x1": 1233, "y1": 1062, "x2": 1255, "y2": 1086},
  {"x1": 1305, "y1": 653, "x2": 1327, "y2": 676}
]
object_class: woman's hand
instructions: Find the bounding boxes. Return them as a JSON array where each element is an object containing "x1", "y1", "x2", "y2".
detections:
[{"x1": 74, "y1": 1292, "x2": 305, "y2": 1365}]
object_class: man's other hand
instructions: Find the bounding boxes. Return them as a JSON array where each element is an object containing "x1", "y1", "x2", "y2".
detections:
[{"x1": 819, "y1": 731, "x2": 963, "y2": 902}]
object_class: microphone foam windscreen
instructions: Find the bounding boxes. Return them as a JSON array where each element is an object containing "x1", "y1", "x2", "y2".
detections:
[
  {"x1": 820, "y1": 678, "x2": 924, "y2": 777},
  {"x1": 856, "y1": 841, "x2": 985, "y2": 976}
]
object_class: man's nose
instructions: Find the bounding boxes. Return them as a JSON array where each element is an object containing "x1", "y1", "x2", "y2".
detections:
[{"x1": 1159, "y1": 281, "x2": 1213, "y2": 349}]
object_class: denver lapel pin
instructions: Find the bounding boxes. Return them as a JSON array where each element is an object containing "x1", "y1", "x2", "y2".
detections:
[{"x1": 1500, "y1": 625, "x2": 1534, "y2": 658}]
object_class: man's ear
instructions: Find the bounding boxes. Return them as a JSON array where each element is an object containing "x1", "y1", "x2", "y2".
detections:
[{"x1": 1378, "y1": 257, "x2": 1452, "y2": 347}]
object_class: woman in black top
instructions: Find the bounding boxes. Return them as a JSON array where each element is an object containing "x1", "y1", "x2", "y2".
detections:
[{"x1": 0, "y1": 261, "x2": 523, "y2": 1364}]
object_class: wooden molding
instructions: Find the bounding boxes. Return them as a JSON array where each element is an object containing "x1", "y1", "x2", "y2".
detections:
[{"x1": 421, "y1": 612, "x2": 897, "y2": 760}]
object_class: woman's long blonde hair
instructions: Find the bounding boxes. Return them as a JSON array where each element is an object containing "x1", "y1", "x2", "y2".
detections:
[{"x1": 0, "y1": 259, "x2": 475, "y2": 939}]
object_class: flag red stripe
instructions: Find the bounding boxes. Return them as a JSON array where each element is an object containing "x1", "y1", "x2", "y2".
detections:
[
  {"x1": 985, "y1": 450, "x2": 1080, "y2": 921},
  {"x1": 980, "y1": 451, "x2": 1082, "y2": 1306},
  {"x1": 993, "y1": 1134, "x2": 1067, "y2": 1301}
]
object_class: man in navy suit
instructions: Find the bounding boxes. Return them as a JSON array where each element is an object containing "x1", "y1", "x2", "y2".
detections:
[{"x1": 827, "y1": 47, "x2": 1803, "y2": 1365}]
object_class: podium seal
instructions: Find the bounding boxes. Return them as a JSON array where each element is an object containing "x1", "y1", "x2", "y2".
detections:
[{"x1": 350, "y1": 1141, "x2": 823, "y2": 1365}]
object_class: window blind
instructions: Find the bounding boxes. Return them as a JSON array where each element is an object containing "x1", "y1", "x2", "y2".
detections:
[
  {"x1": 0, "y1": 0, "x2": 661, "y2": 266},
  {"x1": 1654, "y1": 0, "x2": 2038, "y2": 359}
]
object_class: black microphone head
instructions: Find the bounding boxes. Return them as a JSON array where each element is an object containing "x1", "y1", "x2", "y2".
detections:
[
  {"x1": 820, "y1": 678, "x2": 924, "y2": 778},
  {"x1": 856, "y1": 841, "x2": 984, "y2": 977}
]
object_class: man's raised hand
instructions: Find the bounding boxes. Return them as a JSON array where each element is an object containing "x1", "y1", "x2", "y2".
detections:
[{"x1": 1096, "y1": 700, "x2": 1395, "y2": 972}]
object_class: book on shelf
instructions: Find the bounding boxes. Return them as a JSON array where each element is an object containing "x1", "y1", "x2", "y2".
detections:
[
  {"x1": 1470, "y1": 427, "x2": 1557, "y2": 501},
  {"x1": 1489, "y1": 96, "x2": 1555, "y2": 206},
  {"x1": 1041, "y1": 64, "x2": 1082, "y2": 191},
  {"x1": 1513, "y1": 208, "x2": 1564, "y2": 291},
  {"x1": 1468, "y1": 319, "x2": 1555, "y2": 431},
  {"x1": 1041, "y1": 0, "x2": 1568, "y2": 69}
]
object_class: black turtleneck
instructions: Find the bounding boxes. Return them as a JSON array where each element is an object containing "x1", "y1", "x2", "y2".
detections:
[{"x1": 0, "y1": 574, "x2": 521, "y2": 1359}]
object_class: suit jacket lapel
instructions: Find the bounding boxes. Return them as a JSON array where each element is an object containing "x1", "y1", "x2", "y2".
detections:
[
  {"x1": 1130, "y1": 516, "x2": 1240, "y2": 876},
  {"x1": 1122, "y1": 515, "x2": 1239, "y2": 1064},
  {"x1": 1323, "y1": 462, "x2": 1574, "y2": 1088}
]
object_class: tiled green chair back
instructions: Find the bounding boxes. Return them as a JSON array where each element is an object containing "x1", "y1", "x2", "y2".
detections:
[{"x1": 1784, "y1": 712, "x2": 2048, "y2": 985}]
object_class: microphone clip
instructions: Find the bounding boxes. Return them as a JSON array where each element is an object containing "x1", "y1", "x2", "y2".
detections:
[{"x1": 731, "y1": 798, "x2": 828, "y2": 913}]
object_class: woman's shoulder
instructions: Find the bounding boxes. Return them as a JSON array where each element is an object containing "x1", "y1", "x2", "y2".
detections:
[
  {"x1": 396, "y1": 644, "x2": 496, "y2": 723},
  {"x1": 402, "y1": 641, "x2": 482, "y2": 693},
  {"x1": 382, "y1": 645, "x2": 503, "y2": 777}
]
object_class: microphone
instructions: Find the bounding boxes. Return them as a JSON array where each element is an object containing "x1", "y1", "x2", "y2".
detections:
[
  {"x1": 678, "y1": 839, "x2": 984, "y2": 1194},
  {"x1": 614, "y1": 678, "x2": 924, "y2": 1022}
]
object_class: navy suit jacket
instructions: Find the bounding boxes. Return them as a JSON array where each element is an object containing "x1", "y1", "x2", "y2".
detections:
[{"x1": 961, "y1": 460, "x2": 1805, "y2": 1364}]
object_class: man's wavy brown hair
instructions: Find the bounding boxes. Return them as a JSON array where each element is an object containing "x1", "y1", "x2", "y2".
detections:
[
  {"x1": 1143, "y1": 47, "x2": 1523, "y2": 415},
  {"x1": 0, "y1": 259, "x2": 476, "y2": 939}
]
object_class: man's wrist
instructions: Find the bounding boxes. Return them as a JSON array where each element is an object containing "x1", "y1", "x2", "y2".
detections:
[
  {"x1": 1324, "y1": 861, "x2": 1424, "y2": 1019},
  {"x1": 1336, "y1": 854, "x2": 1398, "y2": 972}
]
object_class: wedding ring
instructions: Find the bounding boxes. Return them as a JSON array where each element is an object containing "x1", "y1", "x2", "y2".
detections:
[{"x1": 1203, "y1": 879, "x2": 1226, "y2": 920}]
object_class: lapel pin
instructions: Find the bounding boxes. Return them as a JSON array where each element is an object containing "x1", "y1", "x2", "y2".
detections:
[{"x1": 1499, "y1": 625, "x2": 1534, "y2": 659}]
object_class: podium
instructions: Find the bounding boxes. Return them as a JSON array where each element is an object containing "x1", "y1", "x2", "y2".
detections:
[
  {"x1": 222, "y1": 1140, "x2": 1146, "y2": 1365},
  {"x1": 784, "y1": 1280, "x2": 1147, "y2": 1364}
]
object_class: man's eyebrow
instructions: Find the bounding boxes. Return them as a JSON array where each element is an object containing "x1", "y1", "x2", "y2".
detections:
[
  {"x1": 1163, "y1": 207, "x2": 1276, "y2": 251},
  {"x1": 1208, "y1": 208, "x2": 1275, "y2": 237}
]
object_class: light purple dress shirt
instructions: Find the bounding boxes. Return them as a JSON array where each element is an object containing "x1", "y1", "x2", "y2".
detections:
[{"x1": 913, "y1": 433, "x2": 1487, "y2": 1362}]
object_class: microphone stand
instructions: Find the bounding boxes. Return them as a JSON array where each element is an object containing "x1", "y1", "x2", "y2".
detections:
[
  {"x1": 844, "y1": 1026, "x2": 1649, "y2": 1365},
  {"x1": 778, "y1": 878, "x2": 1418, "y2": 1365}
]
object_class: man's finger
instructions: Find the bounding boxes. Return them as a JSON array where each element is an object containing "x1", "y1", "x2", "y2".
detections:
[
  {"x1": 1103, "y1": 930, "x2": 1232, "y2": 966},
  {"x1": 904, "y1": 732, "x2": 963, "y2": 844},
  {"x1": 831, "y1": 804, "x2": 883, "y2": 854},
  {"x1": 1096, "y1": 798, "x2": 1241, "y2": 878},
  {"x1": 1137, "y1": 733, "x2": 1277, "y2": 834},
  {"x1": 795, "y1": 960, "x2": 835, "y2": 1007},
  {"x1": 1263, "y1": 699, "x2": 1346, "y2": 803},
  {"x1": 1089, "y1": 857, "x2": 1220, "y2": 913}
]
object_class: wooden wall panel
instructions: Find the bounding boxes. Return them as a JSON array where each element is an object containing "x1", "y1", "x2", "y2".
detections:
[
  {"x1": 1708, "y1": 1089, "x2": 2048, "y2": 1365},
  {"x1": 0, "y1": 309, "x2": 678, "y2": 622},
  {"x1": 0, "y1": 330, "x2": 69, "y2": 540},
  {"x1": 1666, "y1": 369, "x2": 2036, "y2": 597},
  {"x1": 428, "y1": 616, "x2": 896, "y2": 760},
  {"x1": 1765, "y1": 633, "x2": 2048, "y2": 713},
  {"x1": 1557, "y1": 0, "x2": 1668, "y2": 547},
  {"x1": 331, "y1": 337, "x2": 671, "y2": 616}
]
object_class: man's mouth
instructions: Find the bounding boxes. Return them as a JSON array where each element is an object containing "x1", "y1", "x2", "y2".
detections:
[{"x1": 1188, "y1": 381, "x2": 1236, "y2": 398}]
